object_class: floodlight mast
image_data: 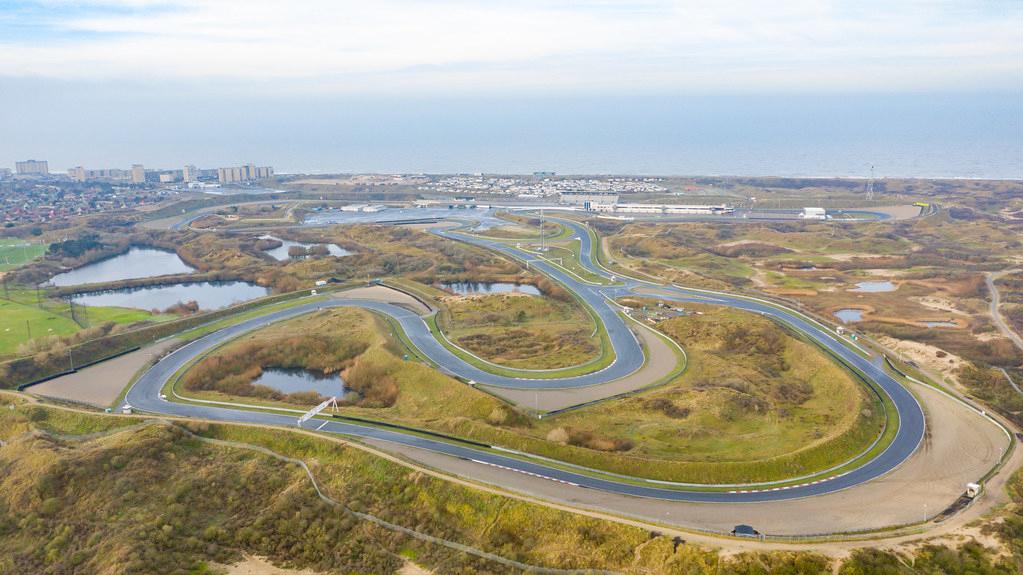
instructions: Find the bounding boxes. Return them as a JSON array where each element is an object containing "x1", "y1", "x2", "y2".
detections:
[{"x1": 540, "y1": 208, "x2": 546, "y2": 252}]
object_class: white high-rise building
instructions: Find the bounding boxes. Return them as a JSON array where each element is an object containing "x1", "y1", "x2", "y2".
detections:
[
  {"x1": 131, "y1": 164, "x2": 146, "y2": 184},
  {"x1": 218, "y1": 164, "x2": 273, "y2": 183},
  {"x1": 16, "y1": 159, "x2": 49, "y2": 175}
]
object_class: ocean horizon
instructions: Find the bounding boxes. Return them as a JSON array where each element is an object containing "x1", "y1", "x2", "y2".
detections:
[{"x1": 4, "y1": 88, "x2": 1021, "y2": 179}]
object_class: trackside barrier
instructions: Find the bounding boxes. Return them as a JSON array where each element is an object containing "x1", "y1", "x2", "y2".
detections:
[{"x1": 330, "y1": 413, "x2": 493, "y2": 449}]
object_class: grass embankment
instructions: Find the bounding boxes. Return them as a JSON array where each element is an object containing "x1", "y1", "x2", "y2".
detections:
[
  {"x1": 2, "y1": 396, "x2": 1017, "y2": 574},
  {"x1": 0, "y1": 395, "x2": 661, "y2": 575},
  {"x1": 175, "y1": 305, "x2": 884, "y2": 484},
  {"x1": 181, "y1": 308, "x2": 397, "y2": 407}
]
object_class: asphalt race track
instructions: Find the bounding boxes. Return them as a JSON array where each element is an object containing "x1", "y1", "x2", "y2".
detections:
[{"x1": 126, "y1": 217, "x2": 925, "y2": 503}]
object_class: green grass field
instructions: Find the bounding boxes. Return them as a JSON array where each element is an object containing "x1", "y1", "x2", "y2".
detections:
[
  {"x1": 0, "y1": 297, "x2": 82, "y2": 355},
  {"x1": 0, "y1": 239, "x2": 46, "y2": 272},
  {"x1": 0, "y1": 289, "x2": 173, "y2": 357}
]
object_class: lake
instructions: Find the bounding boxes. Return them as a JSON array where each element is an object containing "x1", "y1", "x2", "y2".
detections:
[
  {"x1": 851, "y1": 281, "x2": 896, "y2": 293},
  {"x1": 834, "y1": 309, "x2": 863, "y2": 323},
  {"x1": 71, "y1": 281, "x2": 269, "y2": 311},
  {"x1": 49, "y1": 247, "x2": 195, "y2": 287},
  {"x1": 259, "y1": 235, "x2": 350, "y2": 261},
  {"x1": 441, "y1": 281, "x2": 541, "y2": 296},
  {"x1": 252, "y1": 368, "x2": 346, "y2": 398}
]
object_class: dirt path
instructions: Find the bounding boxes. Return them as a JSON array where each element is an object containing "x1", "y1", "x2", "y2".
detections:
[
  {"x1": 986, "y1": 270, "x2": 1023, "y2": 351},
  {"x1": 28, "y1": 339, "x2": 177, "y2": 407},
  {"x1": 219, "y1": 556, "x2": 321, "y2": 575},
  {"x1": 479, "y1": 320, "x2": 680, "y2": 411}
]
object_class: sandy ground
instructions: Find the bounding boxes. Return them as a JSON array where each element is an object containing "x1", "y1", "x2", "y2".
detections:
[
  {"x1": 823, "y1": 253, "x2": 890, "y2": 262},
  {"x1": 399, "y1": 561, "x2": 434, "y2": 575},
  {"x1": 913, "y1": 296, "x2": 970, "y2": 316},
  {"x1": 333, "y1": 285, "x2": 432, "y2": 315},
  {"x1": 880, "y1": 336, "x2": 963, "y2": 385},
  {"x1": 29, "y1": 340, "x2": 177, "y2": 407},
  {"x1": 363, "y1": 380, "x2": 1011, "y2": 538},
  {"x1": 479, "y1": 320, "x2": 680, "y2": 411},
  {"x1": 219, "y1": 556, "x2": 320, "y2": 575}
]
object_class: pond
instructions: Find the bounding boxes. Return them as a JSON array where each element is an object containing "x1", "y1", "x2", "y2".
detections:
[
  {"x1": 252, "y1": 368, "x2": 347, "y2": 398},
  {"x1": 71, "y1": 281, "x2": 270, "y2": 311},
  {"x1": 834, "y1": 309, "x2": 863, "y2": 323},
  {"x1": 258, "y1": 235, "x2": 350, "y2": 261},
  {"x1": 850, "y1": 281, "x2": 896, "y2": 293},
  {"x1": 49, "y1": 247, "x2": 195, "y2": 286},
  {"x1": 441, "y1": 282, "x2": 541, "y2": 296},
  {"x1": 923, "y1": 320, "x2": 957, "y2": 328}
]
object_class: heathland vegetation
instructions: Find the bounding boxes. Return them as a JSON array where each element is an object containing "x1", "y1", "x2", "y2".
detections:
[
  {"x1": 438, "y1": 290, "x2": 600, "y2": 370},
  {"x1": 598, "y1": 206, "x2": 1023, "y2": 429},
  {"x1": 178, "y1": 304, "x2": 881, "y2": 484},
  {"x1": 1, "y1": 394, "x2": 1018, "y2": 575}
]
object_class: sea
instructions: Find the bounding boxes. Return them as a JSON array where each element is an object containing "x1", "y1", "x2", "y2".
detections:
[{"x1": 9, "y1": 88, "x2": 1022, "y2": 179}]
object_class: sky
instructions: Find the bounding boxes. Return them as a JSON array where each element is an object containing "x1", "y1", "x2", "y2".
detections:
[{"x1": 1, "y1": 1, "x2": 1022, "y2": 176}]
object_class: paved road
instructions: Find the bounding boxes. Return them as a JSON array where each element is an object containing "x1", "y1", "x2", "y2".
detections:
[
  {"x1": 987, "y1": 270, "x2": 1023, "y2": 351},
  {"x1": 126, "y1": 218, "x2": 925, "y2": 502}
]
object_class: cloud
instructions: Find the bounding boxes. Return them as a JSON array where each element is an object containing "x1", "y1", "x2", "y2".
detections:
[{"x1": 1, "y1": 0, "x2": 1021, "y2": 92}]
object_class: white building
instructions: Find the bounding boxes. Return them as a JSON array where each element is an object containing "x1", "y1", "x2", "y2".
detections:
[
  {"x1": 16, "y1": 159, "x2": 48, "y2": 175},
  {"x1": 800, "y1": 207, "x2": 828, "y2": 220},
  {"x1": 218, "y1": 164, "x2": 274, "y2": 184},
  {"x1": 558, "y1": 191, "x2": 619, "y2": 212},
  {"x1": 131, "y1": 164, "x2": 146, "y2": 184},
  {"x1": 615, "y1": 203, "x2": 734, "y2": 215},
  {"x1": 69, "y1": 166, "x2": 133, "y2": 183}
]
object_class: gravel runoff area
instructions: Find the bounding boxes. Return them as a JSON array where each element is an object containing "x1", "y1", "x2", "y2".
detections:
[
  {"x1": 870, "y1": 204, "x2": 925, "y2": 220},
  {"x1": 361, "y1": 379, "x2": 1010, "y2": 537},
  {"x1": 28, "y1": 339, "x2": 177, "y2": 408},
  {"x1": 330, "y1": 285, "x2": 432, "y2": 315}
]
